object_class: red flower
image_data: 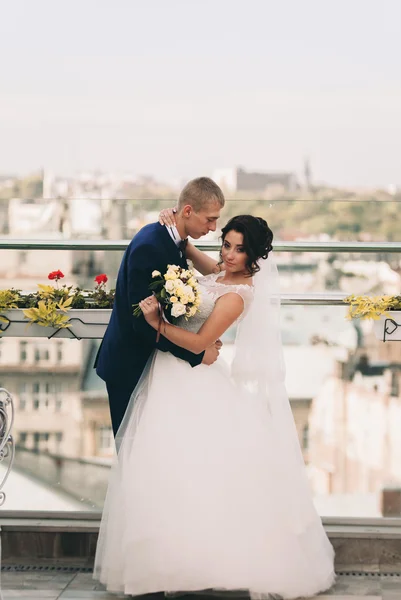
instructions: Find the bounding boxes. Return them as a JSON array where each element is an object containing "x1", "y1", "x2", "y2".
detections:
[
  {"x1": 95, "y1": 274, "x2": 108, "y2": 285},
  {"x1": 48, "y1": 270, "x2": 64, "y2": 281}
]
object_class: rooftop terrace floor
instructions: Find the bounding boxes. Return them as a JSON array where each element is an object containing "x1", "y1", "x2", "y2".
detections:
[{"x1": 1, "y1": 572, "x2": 401, "y2": 599}]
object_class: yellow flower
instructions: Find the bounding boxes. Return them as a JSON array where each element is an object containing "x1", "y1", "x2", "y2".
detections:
[
  {"x1": 170, "y1": 296, "x2": 178, "y2": 303},
  {"x1": 152, "y1": 270, "x2": 161, "y2": 278},
  {"x1": 187, "y1": 305, "x2": 197, "y2": 317},
  {"x1": 344, "y1": 294, "x2": 400, "y2": 320}
]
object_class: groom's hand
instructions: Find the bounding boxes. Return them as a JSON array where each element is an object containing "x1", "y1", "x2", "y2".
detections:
[{"x1": 201, "y1": 341, "x2": 222, "y2": 365}]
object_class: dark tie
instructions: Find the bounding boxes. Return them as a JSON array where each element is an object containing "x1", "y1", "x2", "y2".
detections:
[{"x1": 178, "y1": 238, "x2": 188, "y2": 254}]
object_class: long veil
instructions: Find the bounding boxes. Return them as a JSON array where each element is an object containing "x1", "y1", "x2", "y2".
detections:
[{"x1": 231, "y1": 252, "x2": 319, "y2": 534}]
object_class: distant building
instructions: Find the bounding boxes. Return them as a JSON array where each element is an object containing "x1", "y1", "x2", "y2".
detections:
[
  {"x1": 308, "y1": 347, "x2": 401, "y2": 505},
  {"x1": 0, "y1": 337, "x2": 112, "y2": 459},
  {"x1": 212, "y1": 166, "x2": 297, "y2": 194}
]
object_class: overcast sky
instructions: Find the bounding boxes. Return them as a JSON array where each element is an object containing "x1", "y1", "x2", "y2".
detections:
[{"x1": 1, "y1": 0, "x2": 400, "y2": 186}]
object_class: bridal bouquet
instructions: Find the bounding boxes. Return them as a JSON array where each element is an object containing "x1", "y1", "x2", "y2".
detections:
[{"x1": 133, "y1": 264, "x2": 201, "y2": 321}]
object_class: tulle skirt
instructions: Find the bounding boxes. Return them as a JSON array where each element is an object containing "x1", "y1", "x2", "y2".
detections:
[{"x1": 94, "y1": 351, "x2": 335, "y2": 599}]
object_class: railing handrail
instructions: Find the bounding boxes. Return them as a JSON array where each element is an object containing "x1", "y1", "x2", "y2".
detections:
[
  {"x1": 10, "y1": 292, "x2": 349, "y2": 305},
  {"x1": 1, "y1": 238, "x2": 401, "y2": 253}
]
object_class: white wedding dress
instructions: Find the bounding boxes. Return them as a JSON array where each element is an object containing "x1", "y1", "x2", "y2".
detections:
[{"x1": 94, "y1": 273, "x2": 335, "y2": 599}]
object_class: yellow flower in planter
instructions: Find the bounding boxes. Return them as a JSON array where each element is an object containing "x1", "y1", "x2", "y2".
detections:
[
  {"x1": 0, "y1": 290, "x2": 20, "y2": 334},
  {"x1": 23, "y1": 297, "x2": 73, "y2": 329},
  {"x1": 344, "y1": 294, "x2": 401, "y2": 320}
]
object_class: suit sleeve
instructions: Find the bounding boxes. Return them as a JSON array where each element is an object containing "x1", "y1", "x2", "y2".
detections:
[{"x1": 127, "y1": 243, "x2": 205, "y2": 367}]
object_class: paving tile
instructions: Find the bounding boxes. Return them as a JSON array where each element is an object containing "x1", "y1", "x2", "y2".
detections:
[
  {"x1": 67, "y1": 572, "x2": 107, "y2": 591},
  {"x1": 0, "y1": 570, "x2": 75, "y2": 590},
  {"x1": 315, "y1": 596, "x2": 381, "y2": 599},
  {"x1": 0, "y1": 592, "x2": 61, "y2": 599}
]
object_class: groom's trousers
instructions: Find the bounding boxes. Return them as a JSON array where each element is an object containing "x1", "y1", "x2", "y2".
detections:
[{"x1": 106, "y1": 381, "x2": 135, "y2": 437}]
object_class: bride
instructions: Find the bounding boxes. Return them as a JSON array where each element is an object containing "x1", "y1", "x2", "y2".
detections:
[{"x1": 93, "y1": 214, "x2": 335, "y2": 599}]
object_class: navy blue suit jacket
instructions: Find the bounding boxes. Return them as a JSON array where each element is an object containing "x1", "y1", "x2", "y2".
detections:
[{"x1": 95, "y1": 222, "x2": 204, "y2": 393}]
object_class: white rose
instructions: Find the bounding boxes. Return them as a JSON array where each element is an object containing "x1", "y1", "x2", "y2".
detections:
[
  {"x1": 165, "y1": 269, "x2": 178, "y2": 281},
  {"x1": 152, "y1": 270, "x2": 161, "y2": 278},
  {"x1": 175, "y1": 284, "x2": 185, "y2": 297},
  {"x1": 164, "y1": 280, "x2": 176, "y2": 293},
  {"x1": 182, "y1": 285, "x2": 194, "y2": 302},
  {"x1": 171, "y1": 302, "x2": 186, "y2": 318}
]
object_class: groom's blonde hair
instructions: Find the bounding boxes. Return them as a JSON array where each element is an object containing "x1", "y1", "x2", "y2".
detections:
[{"x1": 178, "y1": 177, "x2": 225, "y2": 212}]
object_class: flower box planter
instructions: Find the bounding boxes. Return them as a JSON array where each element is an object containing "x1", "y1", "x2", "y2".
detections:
[
  {"x1": 0, "y1": 309, "x2": 111, "y2": 339},
  {"x1": 373, "y1": 311, "x2": 401, "y2": 342}
]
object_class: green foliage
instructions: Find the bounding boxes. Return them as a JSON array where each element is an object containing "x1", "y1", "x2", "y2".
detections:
[
  {"x1": 219, "y1": 191, "x2": 401, "y2": 241},
  {"x1": 344, "y1": 294, "x2": 401, "y2": 320},
  {"x1": 23, "y1": 297, "x2": 73, "y2": 329},
  {"x1": 0, "y1": 289, "x2": 20, "y2": 311},
  {"x1": 86, "y1": 287, "x2": 115, "y2": 309},
  {"x1": 13, "y1": 174, "x2": 43, "y2": 199},
  {"x1": 0, "y1": 289, "x2": 20, "y2": 333}
]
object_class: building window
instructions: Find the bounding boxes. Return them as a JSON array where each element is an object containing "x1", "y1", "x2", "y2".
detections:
[
  {"x1": 57, "y1": 342, "x2": 63, "y2": 363},
  {"x1": 33, "y1": 398, "x2": 40, "y2": 410},
  {"x1": 55, "y1": 398, "x2": 62, "y2": 412},
  {"x1": 302, "y1": 424, "x2": 309, "y2": 450},
  {"x1": 20, "y1": 341, "x2": 27, "y2": 362},
  {"x1": 391, "y1": 371, "x2": 399, "y2": 397},
  {"x1": 19, "y1": 382, "x2": 28, "y2": 410},
  {"x1": 18, "y1": 250, "x2": 28, "y2": 267},
  {"x1": 55, "y1": 432, "x2": 63, "y2": 453},
  {"x1": 19, "y1": 432, "x2": 27, "y2": 445},
  {"x1": 33, "y1": 382, "x2": 40, "y2": 394},
  {"x1": 98, "y1": 426, "x2": 113, "y2": 453},
  {"x1": 34, "y1": 345, "x2": 50, "y2": 363},
  {"x1": 33, "y1": 432, "x2": 50, "y2": 452}
]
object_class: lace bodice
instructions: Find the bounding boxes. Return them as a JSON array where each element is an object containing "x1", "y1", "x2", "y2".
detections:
[{"x1": 176, "y1": 272, "x2": 254, "y2": 333}]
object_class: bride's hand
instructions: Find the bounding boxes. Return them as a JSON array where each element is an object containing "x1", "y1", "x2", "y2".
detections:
[
  {"x1": 139, "y1": 295, "x2": 160, "y2": 328},
  {"x1": 159, "y1": 207, "x2": 177, "y2": 227}
]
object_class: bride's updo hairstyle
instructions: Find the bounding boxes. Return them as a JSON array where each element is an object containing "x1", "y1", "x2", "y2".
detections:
[{"x1": 220, "y1": 215, "x2": 274, "y2": 276}]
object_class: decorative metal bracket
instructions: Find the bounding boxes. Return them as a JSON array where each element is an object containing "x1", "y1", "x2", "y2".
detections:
[
  {"x1": 0, "y1": 315, "x2": 107, "y2": 340},
  {"x1": 383, "y1": 317, "x2": 401, "y2": 342},
  {"x1": 0, "y1": 388, "x2": 15, "y2": 506},
  {"x1": 0, "y1": 316, "x2": 11, "y2": 334},
  {"x1": 47, "y1": 317, "x2": 108, "y2": 340}
]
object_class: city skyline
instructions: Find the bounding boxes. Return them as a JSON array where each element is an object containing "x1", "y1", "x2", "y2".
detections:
[{"x1": 1, "y1": 0, "x2": 401, "y2": 187}]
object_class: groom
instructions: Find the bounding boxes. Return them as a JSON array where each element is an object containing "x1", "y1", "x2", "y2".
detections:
[{"x1": 95, "y1": 177, "x2": 225, "y2": 436}]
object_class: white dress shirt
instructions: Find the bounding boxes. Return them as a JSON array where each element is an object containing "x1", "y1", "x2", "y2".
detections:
[{"x1": 166, "y1": 225, "x2": 182, "y2": 246}]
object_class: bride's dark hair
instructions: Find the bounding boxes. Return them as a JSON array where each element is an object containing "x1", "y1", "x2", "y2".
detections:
[{"x1": 220, "y1": 215, "x2": 274, "y2": 276}]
